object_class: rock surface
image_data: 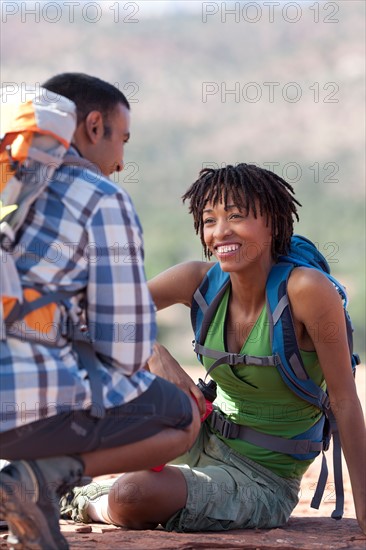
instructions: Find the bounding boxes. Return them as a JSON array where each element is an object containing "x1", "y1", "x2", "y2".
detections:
[{"x1": 1, "y1": 367, "x2": 365, "y2": 549}]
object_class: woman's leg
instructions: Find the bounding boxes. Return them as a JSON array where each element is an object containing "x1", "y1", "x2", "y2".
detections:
[{"x1": 107, "y1": 466, "x2": 188, "y2": 529}]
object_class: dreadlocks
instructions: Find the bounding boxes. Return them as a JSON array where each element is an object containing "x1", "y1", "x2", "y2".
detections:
[{"x1": 182, "y1": 163, "x2": 301, "y2": 260}]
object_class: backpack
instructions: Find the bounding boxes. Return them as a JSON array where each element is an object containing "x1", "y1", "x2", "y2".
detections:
[
  {"x1": 0, "y1": 87, "x2": 106, "y2": 418},
  {"x1": 0, "y1": 87, "x2": 76, "y2": 333},
  {"x1": 191, "y1": 235, "x2": 360, "y2": 519}
]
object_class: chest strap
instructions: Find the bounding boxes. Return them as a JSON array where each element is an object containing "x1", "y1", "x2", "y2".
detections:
[
  {"x1": 193, "y1": 341, "x2": 277, "y2": 377},
  {"x1": 194, "y1": 341, "x2": 330, "y2": 412}
]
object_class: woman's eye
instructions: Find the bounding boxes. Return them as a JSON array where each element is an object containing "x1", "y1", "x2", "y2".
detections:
[{"x1": 203, "y1": 218, "x2": 215, "y2": 225}]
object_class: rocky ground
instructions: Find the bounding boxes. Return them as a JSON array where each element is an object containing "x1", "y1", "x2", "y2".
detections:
[{"x1": 1, "y1": 367, "x2": 365, "y2": 550}]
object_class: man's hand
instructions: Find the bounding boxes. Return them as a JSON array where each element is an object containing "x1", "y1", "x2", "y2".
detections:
[{"x1": 148, "y1": 343, "x2": 207, "y2": 417}]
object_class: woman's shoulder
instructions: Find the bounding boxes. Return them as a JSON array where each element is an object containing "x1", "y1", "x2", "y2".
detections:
[
  {"x1": 287, "y1": 265, "x2": 334, "y2": 294},
  {"x1": 287, "y1": 266, "x2": 342, "y2": 320}
]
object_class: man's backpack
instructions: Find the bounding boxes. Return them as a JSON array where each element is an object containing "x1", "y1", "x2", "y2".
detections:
[
  {"x1": 0, "y1": 87, "x2": 106, "y2": 418},
  {"x1": 191, "y1": 235, "x2": 360, "y2": 519},
  {"x1": 0, "y1": 87, "x2": 77, "y2": 333}
]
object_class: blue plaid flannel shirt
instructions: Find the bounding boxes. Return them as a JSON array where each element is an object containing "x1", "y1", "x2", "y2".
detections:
[{"x1": 0, "y1": 148, "x2": 157, "y2": 432}]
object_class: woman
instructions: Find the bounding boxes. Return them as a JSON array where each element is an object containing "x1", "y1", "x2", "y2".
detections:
[{"x1": 62, "y1": 163, "x2": 366, "y2": 534}]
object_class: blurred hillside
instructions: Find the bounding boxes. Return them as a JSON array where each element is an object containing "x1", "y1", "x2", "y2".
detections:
[{"x1": 1, "y1": 1, "x2": 365, "y2": 361}]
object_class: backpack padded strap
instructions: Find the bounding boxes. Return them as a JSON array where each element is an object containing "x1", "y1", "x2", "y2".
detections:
[
  {"x1": 27, "y1": 147, "x2": 63, "y2": 166},
  {"x1": 267, "y1": 264, "x2": 330, "y2": 410},
  {"x1": 193, "y1": 288, "x2": 209, "y2": 315},
  {"x1": 191, "y1": 263, "x2": 231, "y2": 355},
  {"x1": 272, "y1": 294, "x2": 289, "y2": 325},
  {"x1": 289, "y1": 352, "x2": 309, "y2": 381},
  {"x1": 5, "y1": 290, "x2": 74, "y2": 325},
  {"x1": 200, "y1": 280, "x2": 230, "y2": 345},
  {"x1": 275, "y1": 357, "x2": 330, "y2": 410}
]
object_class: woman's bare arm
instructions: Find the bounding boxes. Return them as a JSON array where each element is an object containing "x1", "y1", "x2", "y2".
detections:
[
  {"x1": 289, "y1": 268, "x2": 366, "y2": 535},
  {"x1": 147, "y1": 261, "x2": 212, "y2": 416},
  {"x1": 148, "y1": 261, "x2": 212, "y2": 310}
]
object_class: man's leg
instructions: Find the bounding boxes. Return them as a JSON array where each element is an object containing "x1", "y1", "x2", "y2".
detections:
[
  {"x1": 0, "y1": 381, "x2": 200, "y2": 549},
  {"x1": 0, "y1": 455, "x2": 85, "y2": 550},
  {"x1": 0, "y1": 417, "x2": 197, "y2": 550},
  {"x1": 80, "y1": 396, "x2": 200, "y2": 477}
]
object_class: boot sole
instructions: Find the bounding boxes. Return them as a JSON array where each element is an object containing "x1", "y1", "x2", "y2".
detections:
[{"x1": 0, "y1": 471, "x2": 68, "y2": 550}]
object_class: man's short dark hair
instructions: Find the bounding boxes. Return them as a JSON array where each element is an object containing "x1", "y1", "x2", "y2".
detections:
[{"x1": 42, "y1": 73, "x2": 130, "y2": 129}]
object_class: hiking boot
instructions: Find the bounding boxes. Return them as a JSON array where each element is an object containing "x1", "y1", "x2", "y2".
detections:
[
  {"x1": 60, "y1": 478, "x2": 116, "y2": 523},
  {"x1": 0, "y1": 456, "x2": 84, "y2": 550}
]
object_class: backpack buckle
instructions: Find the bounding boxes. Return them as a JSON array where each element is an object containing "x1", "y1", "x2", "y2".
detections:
[
  {"x1": 321, "y1": 394, "x2": 330, "y2": 412},
  {"x1": 210, "y1": 411, "x2": 239, "y2": 439},
  {"x1": 227, "y1": 353, "x2": 245, "y2": 366},
  {"x1": 323, "y1": 436, "x2": 331, "y2": 452},
  {"x1": 322, "y1": 417, "x2": 332, "y2": 451}
]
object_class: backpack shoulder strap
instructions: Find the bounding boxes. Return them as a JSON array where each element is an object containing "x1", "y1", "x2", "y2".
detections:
[
  {"x1": 191, "y1": 262, "x2": 230, "y2": 349},
  {"x1": 267, "y1": 252, "x2": 352, "y2": 520},
  {"x1": 266, "y1": 262, "x2": 330, "y2": 411}
]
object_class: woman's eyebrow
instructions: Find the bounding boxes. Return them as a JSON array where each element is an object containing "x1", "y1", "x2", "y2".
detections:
[{"x1": 203, "y1": 204, "x2": 239, "y2": 214}]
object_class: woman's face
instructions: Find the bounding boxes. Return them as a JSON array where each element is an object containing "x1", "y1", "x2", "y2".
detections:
[{"x1": 202, "y1": 194, "x2": 273, "y2": 273}]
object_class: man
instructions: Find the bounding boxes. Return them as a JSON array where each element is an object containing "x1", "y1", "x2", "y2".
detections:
[{"x1": 0, "y1": 73, "x2": 200, "y2": 550}]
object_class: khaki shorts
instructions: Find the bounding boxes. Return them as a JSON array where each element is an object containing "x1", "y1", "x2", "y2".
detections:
[{"x1": 165, "y1": 422, "x2": 301, "y2": 532}]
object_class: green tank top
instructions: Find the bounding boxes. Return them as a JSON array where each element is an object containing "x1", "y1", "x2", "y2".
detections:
[{"x1": 203, "y1": 287, "x2": 326, "y2": 478}]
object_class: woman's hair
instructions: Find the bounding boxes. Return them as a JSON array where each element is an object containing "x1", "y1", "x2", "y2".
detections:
[{"x1": 182, "y1": 163, "x2": 301, "y2": 259}]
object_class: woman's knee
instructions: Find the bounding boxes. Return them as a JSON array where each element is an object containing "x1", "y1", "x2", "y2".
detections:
[
  {"x1": 107, "y1": 472, "x2": 159, "y2": 529},
  {"x1": 107, "y1": 467, "x2": 187, "y2": 530}
]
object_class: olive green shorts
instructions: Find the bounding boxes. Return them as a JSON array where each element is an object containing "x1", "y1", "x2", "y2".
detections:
[{"x1": 165, "y1": 422, "x2": 301, "y2": 532}]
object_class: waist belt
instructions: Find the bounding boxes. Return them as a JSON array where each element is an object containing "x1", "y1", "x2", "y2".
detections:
[{"x1": 209, "y1": 409, "x2": 325, "y2": 455}]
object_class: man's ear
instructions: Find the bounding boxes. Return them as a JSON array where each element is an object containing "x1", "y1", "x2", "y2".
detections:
[{"x1": 84, "y1": 110, "x2": 104, "y2": 144}]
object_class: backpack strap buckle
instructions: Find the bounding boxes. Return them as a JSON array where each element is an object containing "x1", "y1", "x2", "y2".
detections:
[
  {"x1": 322, "y1": 415, "x2": 332, "y2": 452},
  {"x1": 227, "y1": 353, "x2": 243, "y2": 366},
  {"x1": 209, "y1": 410, "x2": 239, "y2": 439},
  {"x1": 321, "y1": 393, "x2": 330, "y2": 411}
]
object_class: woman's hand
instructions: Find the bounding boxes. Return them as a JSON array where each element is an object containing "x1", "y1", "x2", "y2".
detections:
[{"x1": 148, "y1": 343, "x2": 207, "y2": 417}]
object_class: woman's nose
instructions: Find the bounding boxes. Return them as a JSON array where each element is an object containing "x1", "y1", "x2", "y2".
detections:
[{"x1": 213, "y1": 218, "x2": 232, "y2": 238}]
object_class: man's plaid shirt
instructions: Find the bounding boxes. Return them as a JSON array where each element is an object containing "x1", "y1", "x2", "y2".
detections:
[{"x1": 0, "y1": 148, "x2": 157, "y2": 432}]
